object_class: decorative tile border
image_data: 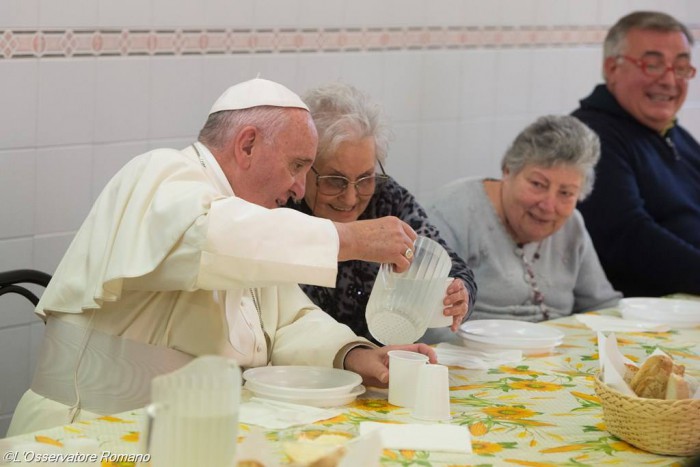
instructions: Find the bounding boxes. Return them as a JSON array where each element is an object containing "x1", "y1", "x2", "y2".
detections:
[{"x1": 2, "y1": 26, "x2": 699, "y2": 59}]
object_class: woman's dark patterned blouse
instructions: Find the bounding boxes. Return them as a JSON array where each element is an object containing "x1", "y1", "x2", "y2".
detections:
[{"x1": 288, "y1": 176, "x2": 477, "y2": 344}]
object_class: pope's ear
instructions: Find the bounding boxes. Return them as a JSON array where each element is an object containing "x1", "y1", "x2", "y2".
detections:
[{"x1": 233, "y1": 126, "x2": 257, "y2": 167}]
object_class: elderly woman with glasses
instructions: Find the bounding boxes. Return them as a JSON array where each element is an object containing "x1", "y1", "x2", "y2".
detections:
[
  {"x1": 287, "y1": 82, "x2": 477, "y2": 344},
  {"x1": 425, "y1": 115, "x2": 621, "y2": 322}
]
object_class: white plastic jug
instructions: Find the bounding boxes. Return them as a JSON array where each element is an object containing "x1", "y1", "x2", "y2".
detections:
[
  {"x1": 145, "y1": 355, "x2": 241, "y2": 467},
  {"x1": 366, "y1": 236, "x2": 452, "y2": 344}
]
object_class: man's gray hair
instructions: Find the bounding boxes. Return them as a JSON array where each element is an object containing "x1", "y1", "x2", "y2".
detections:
[
  {"x1": 198, "y1": 106, "x2": 293, "y2": 152},
  {"x1": 604, "y1": 11, "x2": 694, "y2": 59},
  {"x1": 302, "y1": 82, "x2": 390, "y2": 165},
  {"x1": 501, "y1": 115, "x2": 601, "y2": 200}
]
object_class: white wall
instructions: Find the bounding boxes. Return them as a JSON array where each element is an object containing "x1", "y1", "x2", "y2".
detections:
[{"x1": 1, "y1": 0, "x2": 699, "y2": 436}]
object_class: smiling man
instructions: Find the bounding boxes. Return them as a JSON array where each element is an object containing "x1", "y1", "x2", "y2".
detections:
[{"x1": 573, "y1": 11, "x2": 700, "y2": 297}]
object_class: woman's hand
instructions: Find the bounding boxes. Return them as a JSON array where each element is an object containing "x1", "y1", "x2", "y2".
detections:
[
  {"x1": 344, "y1": 344, "x2": 436, "y2": 388},
  {"x1": 443, "y1": 278, "x2": 470, "y2": 332}
]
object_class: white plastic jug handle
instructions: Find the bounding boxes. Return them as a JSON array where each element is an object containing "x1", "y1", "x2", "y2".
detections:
[
  {"x1": 143, "y1": 402, "x2": 167, "y2": 455},
  {"x1": 379, "y1": 263, "x2": 396, "y2": 290}
]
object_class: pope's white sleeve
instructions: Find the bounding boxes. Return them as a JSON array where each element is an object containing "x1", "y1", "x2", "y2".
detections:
[{"x1": 198, "y1": 200, "x2": 339, "y2": 289}]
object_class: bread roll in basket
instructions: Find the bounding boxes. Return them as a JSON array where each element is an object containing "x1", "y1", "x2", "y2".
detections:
[{"x1": 593, "y1": 372, "x2": 700, "y2": 456}]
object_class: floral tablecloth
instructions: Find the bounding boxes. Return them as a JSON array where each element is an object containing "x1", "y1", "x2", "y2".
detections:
[{"x1": 2, "y1": 310, "x2": 699, "y2": 467}]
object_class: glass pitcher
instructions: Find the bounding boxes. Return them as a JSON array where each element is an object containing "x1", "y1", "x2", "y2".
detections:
[{"x1": 366, "y1": 236, "x2": 452, "y2": 344}]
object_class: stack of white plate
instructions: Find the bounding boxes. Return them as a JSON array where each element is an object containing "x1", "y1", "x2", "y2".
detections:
[
  {"x1": 242, "y1": 366, "x2": 365, "y2": 408},
  {"x1": 619, "y1": 298, "x2": 700, "y2": 328},
  {"x1": 457, "y1": 319, "x2": 565, "y2": 355}
]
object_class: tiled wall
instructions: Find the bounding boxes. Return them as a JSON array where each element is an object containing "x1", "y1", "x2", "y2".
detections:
[{"x1": 1, "y1": 0, "x2": 699, "y2": 436}]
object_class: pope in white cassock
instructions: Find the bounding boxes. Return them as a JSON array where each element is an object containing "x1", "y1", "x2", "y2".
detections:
[{"x1": 8, "y1": 78, "x2": 434, "y2": 436}]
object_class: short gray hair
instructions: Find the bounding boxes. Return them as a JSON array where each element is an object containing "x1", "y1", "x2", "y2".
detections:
[
  {"x1": 302, "y1": 82, "x2": 390, "y2": 165},
  {"x1": 604, "y1": 11, "x2": 694, "y2": 59},
  {"x1": 198, "y1": 106, "x2": 294, "y2": 152},
  {"x1": 501, "y1": 115, "x2": 601, "y2": 200}
]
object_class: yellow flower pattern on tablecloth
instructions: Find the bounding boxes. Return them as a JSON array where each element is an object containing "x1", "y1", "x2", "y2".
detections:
[
  {"x1": 120, "y1": 432, "x2": 139, "y2": 443},
  {"x1": 482, "y1": 406, "x2": 538, "y2": 419},
  {"x1": 34, "y1": 435, "x2": 63, "y2": 447},
  {"x1": 6, "y1": 311, "x2": 700, "y2": 466},
  {"x1": 498, "y1": 366, "x2": 544, "y2": 377},
  {"x1": 507, "y1": 381, "x2": 564, "y2": 392}
]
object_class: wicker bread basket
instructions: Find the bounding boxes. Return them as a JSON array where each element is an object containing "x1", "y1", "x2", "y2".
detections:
[{"x1": 593, "y1": 373, "x2": 700, "y2": 456}]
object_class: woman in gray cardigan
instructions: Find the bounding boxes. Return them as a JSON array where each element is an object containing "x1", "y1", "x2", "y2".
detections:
[{"x1": 425, "y1": 115, "x2": 621, "y2": 322}]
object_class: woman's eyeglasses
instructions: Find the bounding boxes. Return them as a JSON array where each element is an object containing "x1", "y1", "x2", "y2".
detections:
[{"x1": 311, "y1": 161, "x2": 389, "y2": 196}]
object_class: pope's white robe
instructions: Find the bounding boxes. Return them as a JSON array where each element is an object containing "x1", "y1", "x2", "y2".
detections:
[{"x1": 8, "y1": 143, "x2": 367, "y2": 436}]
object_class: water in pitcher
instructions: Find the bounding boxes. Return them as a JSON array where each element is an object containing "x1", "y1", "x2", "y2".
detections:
[
  {"x1": 150, "y1": 412, "x2": 238, "y2": 467},
  {"x1": 366, "y1": 276, "x2": 446, "y2": 345},
  {"x1": 147, "y1": 356, "x2": 241, "y2": 467}
]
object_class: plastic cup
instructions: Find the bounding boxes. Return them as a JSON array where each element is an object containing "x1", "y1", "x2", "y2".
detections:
[
  {"x1": 411, "y1": 364, "x2": 451, "y2": 421},
  {"x1": 388, "y1": 350, "x2": 429, "y2": 407},
  {"x1": 427, "y1": 277, "x2": 455, "y2": 328}
]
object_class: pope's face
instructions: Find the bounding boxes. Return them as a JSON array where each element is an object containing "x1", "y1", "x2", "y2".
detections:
[
  {"x1": 245, "y1": 110, "x2": 318, "y2": 209},
  {"x1": 501, "y1": 164, "x2": 583, "y2": 244},
  {"x1": 605, "y1": 28, "x2": 692, "y2": 132},
  {"x1": 304, "y1": 137, "x2": 377, "y2": 223}
]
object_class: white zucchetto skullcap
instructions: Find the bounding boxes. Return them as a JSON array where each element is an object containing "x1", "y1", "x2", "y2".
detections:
[{"x1": 208, "y1": 78, "x2": 309, "y2": 115}]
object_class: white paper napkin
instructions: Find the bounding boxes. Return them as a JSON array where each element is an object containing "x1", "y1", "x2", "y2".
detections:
[
  {"x1": 598, "y1": 332, "x2": 636, "y2": 396},
  {"x1": 435, "y1": 342, "x2": 522, "y2": 369},
  {"x1": 692, "y1": 377, "x2": 700, "y2": 399},
  {"x1": 359, "y1": 422, "x2": 472, "y2": 453},
  {"x1": 577, "y1": 314, "x2": 670, "y2": 332},
  {"x1": 239, "y1": 397, "x2": 342, "y2": 429}
]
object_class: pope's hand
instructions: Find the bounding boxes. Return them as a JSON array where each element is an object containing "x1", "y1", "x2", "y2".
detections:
[
  {"x1": 334, "y1": 217, "x2": 417, "y2": 273},
  {"x1": 344, "y1": 344, "x2": 436, "y2": 388}
]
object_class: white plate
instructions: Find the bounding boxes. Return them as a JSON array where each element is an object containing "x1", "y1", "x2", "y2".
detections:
[
  {"x1": 457, "y1": 319, "x2": 565, "y2": 345},
  {"x1": 245, "y1": 384, "x2": 366, "y2": 408},
  {"x1": 242, "y1": 366, "x2": 362, "y2": 398},
  {"x1": 459, "y1": 338, "x2": 560, "y2": 356},
  {"x1": 619, "y1": 298, "x2": 700, "y2": 326},
  {"x1": 459, "y1": 333, "x2": 563, "y2": 349},
  {"x1": 458, "y1": 331, "x2": 563, "y2": 347}
]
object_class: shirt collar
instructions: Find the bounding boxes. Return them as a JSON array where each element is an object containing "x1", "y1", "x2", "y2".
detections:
[
  {"x1": 193, "y1": 142, "x2": 234, "y2": 196},
  {"x1": 660, "y1": 118, "x2": 677, "y2": 137}
]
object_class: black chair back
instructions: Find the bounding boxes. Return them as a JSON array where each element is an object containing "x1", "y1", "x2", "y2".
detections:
[{"x1": 0, "y1": 269, "x2": 52, "y2": 306}]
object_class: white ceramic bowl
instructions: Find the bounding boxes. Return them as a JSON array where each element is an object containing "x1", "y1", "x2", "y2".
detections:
[
  {"x1": 245, "y1": 384, "x2": 366, "y2": 408},
  {"x1": 619, "y1": 298, "x2": 700, "y2": 326},
  {"x1": 242, "y1": 366, "x2": 362, "y2": 398}
]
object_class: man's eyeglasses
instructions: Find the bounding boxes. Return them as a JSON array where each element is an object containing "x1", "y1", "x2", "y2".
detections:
[
  {"x1": 311, "y1": 161, "x2": 389, "y2": 196},
  {"x1": 618, "y1": 54, "x2": 697, "y2": 80}
]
